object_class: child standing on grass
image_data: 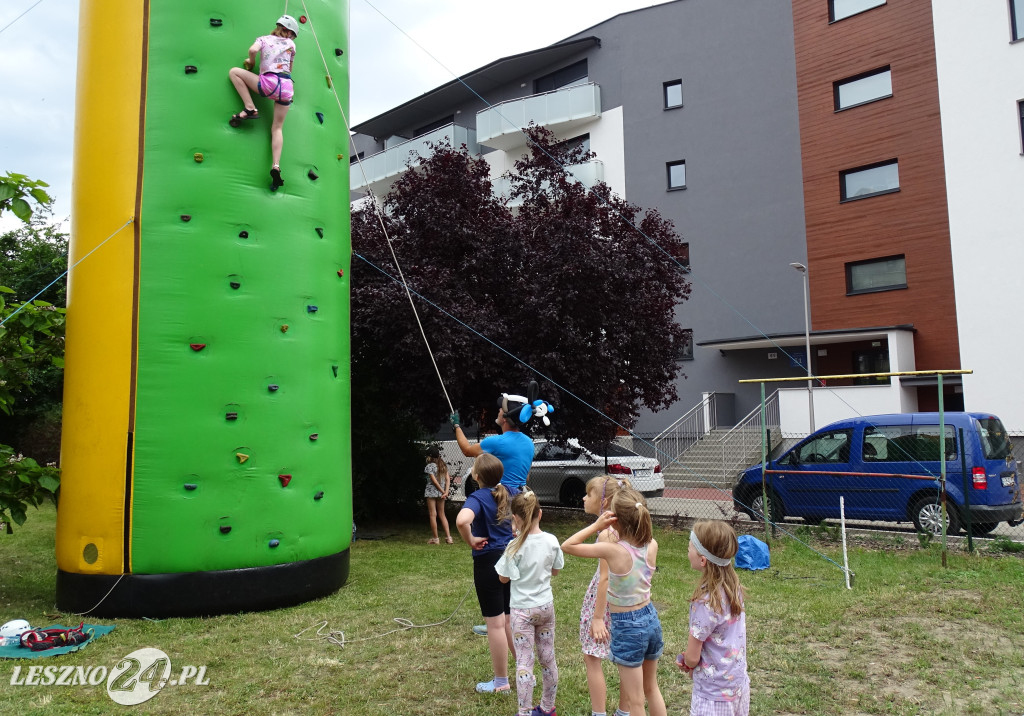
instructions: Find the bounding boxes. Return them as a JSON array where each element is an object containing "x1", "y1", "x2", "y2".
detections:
[
  {"x1": 423, "y1": 446, "x2": 452, "y2": 544},
  {"x1": 677, "y1": 520, "x2": 749, "y2": 716},
  {"x1": 456, "y1": 453, "x2": 514, "y2": 694},
  {"x1": 580, "y1": 475, "x2": 632, "y2": 716},
  {"x1": 495, "y1": 488, "x2": 564, "y2": 716},
  {"x1": 562, "y1": 489, "x2": 667, "y2": 716}
]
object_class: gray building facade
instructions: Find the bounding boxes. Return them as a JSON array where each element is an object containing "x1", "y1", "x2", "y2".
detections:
[{"x1": 350, "y1": 0, "x2": 814, "y2": 433}]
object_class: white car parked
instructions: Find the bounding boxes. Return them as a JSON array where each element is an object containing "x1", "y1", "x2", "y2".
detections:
[{"x1": 463, "y1": 439, "x2": 664, "y2": 508}]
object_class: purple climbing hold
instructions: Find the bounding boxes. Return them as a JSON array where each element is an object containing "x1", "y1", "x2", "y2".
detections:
[{"x1": 220, "y1": 525, "x2": 232, "y2": 534}]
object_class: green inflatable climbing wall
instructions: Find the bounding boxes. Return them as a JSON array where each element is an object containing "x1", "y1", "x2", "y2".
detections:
[{"x1": 57, "y1": 0, "x2": 351, "y2": 617}]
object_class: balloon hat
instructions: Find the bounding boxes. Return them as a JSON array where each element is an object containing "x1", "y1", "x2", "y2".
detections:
[{"x1": 498, "y1": 380, "x2": 554, "y2": 428}]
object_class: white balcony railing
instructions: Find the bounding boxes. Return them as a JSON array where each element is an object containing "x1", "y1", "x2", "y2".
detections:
[
  {"x1": 492, "y1": 160, "x2": 604, "y2": 207},
  {"x1": 476, "y1": 83, "x2": 601, "y2": 151},
  {"x1": 350, "y1": 124, "x2": 479, "y2": 192}
]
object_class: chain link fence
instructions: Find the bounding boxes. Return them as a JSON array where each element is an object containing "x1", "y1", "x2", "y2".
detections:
[{"x1": 434, "y1": 422, "x2": 1024, "y2": 545}]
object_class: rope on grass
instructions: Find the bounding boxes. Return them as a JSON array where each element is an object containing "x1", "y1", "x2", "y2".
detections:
[{"x1": 293, "y1": 583, "x2": 475, "y2": 648}]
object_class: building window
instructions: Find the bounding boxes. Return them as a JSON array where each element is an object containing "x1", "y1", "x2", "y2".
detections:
[
  {"x1": 829, "y1": 0, "x2": 886, "y2": 22},
  {"x1": 1019, "y1": 100, "x2": 1024, "y2": 152},
  {"x1": 674, "y1": 242, "x2": 690, "y2": 271},
  {"x1": 1013, "y1": 0, "x2": 1023, "y2": 41},
  {"x1": 667, "y1": 160, "x2": 686, "y2": 190},
  {"x1": 664, "y1": 80, "x2": 683, "y2": 109},
  {"x1": 534, "y1": 60, "x2": 588, "y2": 94},
  {"x1": 834, "y1": 67, "x2": 892, "y2": 110},
  {"x1": 556, "y1": 133, "x2": 590, "y2": 155},
  {"x1": 840, "y1": 159, "x2": 899, "y2": 201},
  {"x1": 845, "y1": 255, "x2": 907, "y2": 295},
  {"x1": 349, "y1": 152, "x2": 364, "y2": 165},
  {"x1": 677, "y1": 329, "x2": 694, "y2": 361}
]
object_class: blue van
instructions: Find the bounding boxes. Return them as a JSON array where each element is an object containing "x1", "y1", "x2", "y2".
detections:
[{"x1": 732, "y1": 412, "x2": 1021, "y2": 536}]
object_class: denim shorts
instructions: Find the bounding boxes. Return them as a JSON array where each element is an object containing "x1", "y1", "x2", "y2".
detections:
[{"x1": 608, "y1": 602, "x2": 664, "y2": 667}]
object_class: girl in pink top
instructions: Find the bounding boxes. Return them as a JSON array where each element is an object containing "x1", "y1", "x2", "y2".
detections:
[
  {"x1": 227, "y1": 15, "x2": 299, "y2": 191},
  {"x1": 563, "y1": 488, "x2": 667, "y2": 716},
  {"x1": 678, "y1": 520, "x2": 750, "y2": 716}
]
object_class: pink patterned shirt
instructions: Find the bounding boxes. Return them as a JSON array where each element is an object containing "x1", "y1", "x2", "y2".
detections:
[
  {"x1": 689, "y1": 591, "x2": 749, "y2": 702},
  {"x1": 256, "y1": 35, "x2": 295, "y2": 75}
]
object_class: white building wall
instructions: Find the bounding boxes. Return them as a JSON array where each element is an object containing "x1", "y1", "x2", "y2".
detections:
[
  {"x1": 932, "y1": 1, "x2": 1024, "y2": 432},
  {"x1": 480, "y1": 106, "x2": 626, "y2": 198}
]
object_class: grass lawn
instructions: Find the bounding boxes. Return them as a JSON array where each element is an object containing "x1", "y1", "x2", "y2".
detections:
[{"x1": 1, "y1": 504, "x2": 1023, "y2": 715}]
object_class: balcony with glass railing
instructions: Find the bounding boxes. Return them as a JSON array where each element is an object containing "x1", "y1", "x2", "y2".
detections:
[
  {"x1": 492, "y1": 159, "x2": 604, "y2": 208},
  {"x1": 476, "y1": 83, "x2": 601, "y2": 151},
  {"x1": 350, "y1": 124, "x2": 479, "y2": 193}
]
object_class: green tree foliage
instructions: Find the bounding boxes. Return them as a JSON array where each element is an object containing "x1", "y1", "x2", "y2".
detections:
[
  {"x1": 0, "y1": 174, "x2": 63, "y2": 532},
  {"x1": 0, "y1": 212, "x2": 68, "y2": 305},
  {"x1": 0, "y1": 172, "x2": 52, "y2": 224},
  {"x1": 350, "y1": 129, "x2": 690, "y2": 517}
]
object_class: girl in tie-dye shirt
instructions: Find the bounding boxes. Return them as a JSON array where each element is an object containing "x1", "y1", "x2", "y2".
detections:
[{"x1": 678, "y1": 520, "x2": 750, "y2": 716}]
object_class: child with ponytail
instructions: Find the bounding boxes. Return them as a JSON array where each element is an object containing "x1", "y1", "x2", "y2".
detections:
[
  {"x1": 456, "y1": 453, "x2": 515, "y2": 694},
  {"x1": 495, "y1": 489, "x2": 564, "y2": 716},
  {"x1": 562, "y1": 489, "x2": 667, "y2": 716},
  {"x1": 678, "y1": 520, "x2": 749, "y2": 715},
  {"x1": 579, "y1": 475, "x2": 632, "y2": 716}
]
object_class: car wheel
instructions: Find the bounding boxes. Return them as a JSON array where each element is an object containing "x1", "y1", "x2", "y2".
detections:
[
  {"x1": 750, "y1": 490, "x2": 783, "y2": 524},
  {"x1": 969, "y1": 521, "x2": 998, "y2": 536},
  {"x1": 911, "y1": 496, "x2": 961, "y2": 536},
  {"x1": 559, "y1": 479, "x2": 586, "y2": 509}
]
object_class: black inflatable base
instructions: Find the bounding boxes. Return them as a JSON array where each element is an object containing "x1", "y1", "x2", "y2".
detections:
[{"x1": 55, "y1": 549, "x2": 350, "y2": 618}]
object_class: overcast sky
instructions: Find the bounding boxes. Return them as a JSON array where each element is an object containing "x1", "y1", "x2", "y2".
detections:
[{"x1": 2, "y1": 0, "x2": 664, "y2": 232}]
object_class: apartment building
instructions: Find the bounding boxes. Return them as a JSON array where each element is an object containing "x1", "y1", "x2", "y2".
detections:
[{"x1": 350, "y1": 0, "x2": 1024, "y2": 433}]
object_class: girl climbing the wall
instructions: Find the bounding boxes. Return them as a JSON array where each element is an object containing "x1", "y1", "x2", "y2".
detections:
[
  {"x1": 456, "y1": 453, "x2": 514, "y2": 694},
  {"x1": 562, "y1": 488, "x2": 667, "y2": 716},
  {"x1": 580, "y1": 475, "x2": 632, "y2": 716},
  {"x1": 495, "y1": 488, "x2": 564, "y2": 716},
  {"x1": 424, "y1": 446, "x2": 452, "y2": 544},
  {"x1": 227, "y1": 15, "x2": 299, "y2": 191}
]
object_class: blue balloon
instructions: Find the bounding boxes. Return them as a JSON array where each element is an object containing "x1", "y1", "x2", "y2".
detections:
[{"x1": 519, "y1": 405, "x2": 533, "y2": 424}]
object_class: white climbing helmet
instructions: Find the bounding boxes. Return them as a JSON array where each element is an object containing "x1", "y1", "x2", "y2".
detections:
[
  {"x1": 277, "y1": 14, "x2": 300, "y2": 35},
  {"x1": 0, "y1": 619, "x2": 31, "y2": 646}
]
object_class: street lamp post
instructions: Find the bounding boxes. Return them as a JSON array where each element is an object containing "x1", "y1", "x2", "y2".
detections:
[{"x1": 789, "y1": 262, "x2": 814, "y2": 432}]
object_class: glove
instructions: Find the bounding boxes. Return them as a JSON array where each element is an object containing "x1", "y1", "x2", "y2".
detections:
[{"x1": 449, "y1": 411, "x2": 461, "y2": 428}]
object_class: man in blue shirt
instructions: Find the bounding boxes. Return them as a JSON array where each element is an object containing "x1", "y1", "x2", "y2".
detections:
[{"x1": 452, "y1": 394, "x2": 534, "y2": 492}]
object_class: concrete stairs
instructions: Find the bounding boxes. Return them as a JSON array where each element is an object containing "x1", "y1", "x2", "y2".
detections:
[{"x1": 662, "y1": 428, "x2": 779, "y2": 490}]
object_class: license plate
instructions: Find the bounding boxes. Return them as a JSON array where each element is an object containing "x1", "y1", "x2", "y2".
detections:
[{"x1": 1002, "y1": 475, "x2": 1015, "y2": 487}]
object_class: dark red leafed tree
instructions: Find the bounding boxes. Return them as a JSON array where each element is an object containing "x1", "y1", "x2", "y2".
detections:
[{"x1": 351, "y1": 127, "x2": 690, "y2": 454}]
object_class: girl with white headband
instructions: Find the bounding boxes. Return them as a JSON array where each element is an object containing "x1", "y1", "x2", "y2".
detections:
[
  {"x1": 678, "y1": 520, "x2": 750, "y2": 715},
  {"x1": 562, "y1": 488, "x2": 667, "y2": 716}
]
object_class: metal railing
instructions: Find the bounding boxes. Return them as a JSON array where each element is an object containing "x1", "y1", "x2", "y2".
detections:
[
  {"x1": 651, "y1": 392, "x2": 720, "y2": 468},
  {"x1": 718, "y1": 390, "x2": 781, "y2": 484}
]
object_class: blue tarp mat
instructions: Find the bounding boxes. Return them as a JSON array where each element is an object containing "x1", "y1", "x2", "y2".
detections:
[{"x1": 0, "y1": 624, "x2": 115, "y2": 659}]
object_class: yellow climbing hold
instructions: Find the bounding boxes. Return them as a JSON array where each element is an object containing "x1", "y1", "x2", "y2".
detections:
[
  {"x1": 193, "y1": 153, "x2": 204, "y2": 163},
  {"x1": 236, "y1": 453, "x2": 249, "y2": 464}
]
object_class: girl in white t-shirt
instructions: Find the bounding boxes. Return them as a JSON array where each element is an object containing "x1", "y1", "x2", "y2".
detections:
[
  {"x1": 495, "y1": 489, "x2": 564, "y2": 716},
  {"x1": 227, "y1": 15, "x2": 299, "y2": 190}
]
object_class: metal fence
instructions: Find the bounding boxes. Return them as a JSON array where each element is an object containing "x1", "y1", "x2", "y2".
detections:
[{"x1": 433, "y1": 422, "x2": 1024, "y2": 546}]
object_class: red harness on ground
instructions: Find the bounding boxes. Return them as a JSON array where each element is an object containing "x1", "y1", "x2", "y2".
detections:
[{"x1": 20, "y1": 623, "x2": 90, "y2": 651}]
